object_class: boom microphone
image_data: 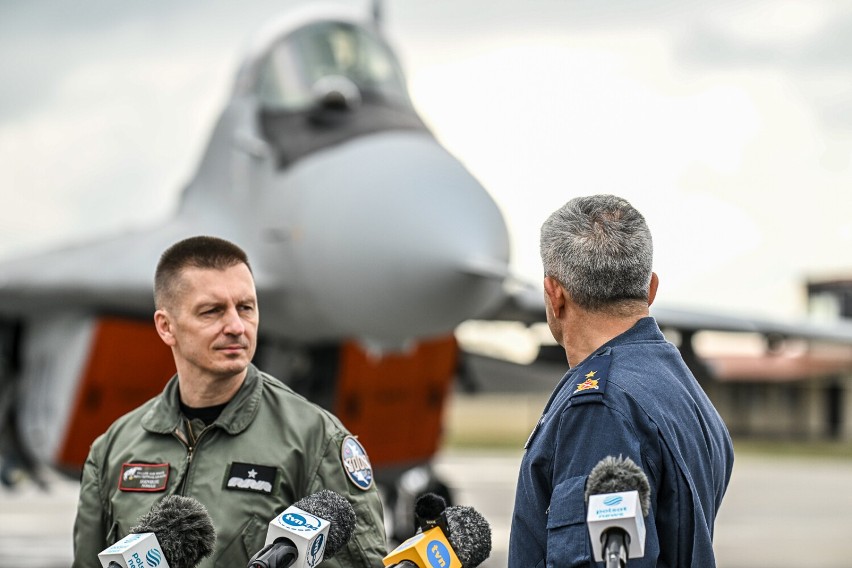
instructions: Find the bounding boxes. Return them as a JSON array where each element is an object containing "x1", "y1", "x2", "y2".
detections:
[
  {"x1": 584, "y1": 456, "x2": 651, "y2": 568},
  {"x1": 98, "y1": 495, "x2": 216, "y2": 568},
  {"x1": 248, "y1": 489, "x2": 356, "y2": 568}
]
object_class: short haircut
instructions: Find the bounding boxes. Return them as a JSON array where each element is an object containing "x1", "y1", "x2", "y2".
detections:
[
  {"x1": 540, "y1": 194, "x2": 653, "y2": 312},
  {"x1": 154, "y1": 236, "x2": 252, "y2": 309}
]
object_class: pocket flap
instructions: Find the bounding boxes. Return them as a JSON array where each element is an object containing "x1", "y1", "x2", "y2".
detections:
[{"x1": 546, "y1": 475, "x2": 587, "y2": 529}]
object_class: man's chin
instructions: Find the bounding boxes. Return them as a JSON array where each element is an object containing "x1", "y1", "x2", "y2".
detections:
[{"x1": 213, "y1": 358, "x2": 250, "y2": 378}]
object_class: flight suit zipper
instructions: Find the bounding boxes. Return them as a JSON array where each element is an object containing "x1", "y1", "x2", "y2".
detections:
[{"x1": 173, "y1": 419, "x2": 210, "y2": 495}]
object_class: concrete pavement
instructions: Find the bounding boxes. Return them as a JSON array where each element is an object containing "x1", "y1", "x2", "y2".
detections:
[{"x1": 3, "y1": 449, "x2": 852, "y2": 567}]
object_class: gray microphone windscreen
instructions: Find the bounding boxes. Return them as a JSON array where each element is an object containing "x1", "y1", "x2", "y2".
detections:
[
  {"x1": 444, "y1": 505, "x2": 492, "y2": 568},
  {"x1": 584, "y1": 455, "x2": 651, "y2": 516},
  {"x1": 293, "y1": 490, "x2": 356, "y2": 558},
  {"x1": 130, "y1": 495, "x2": 216, "y2": 568}
]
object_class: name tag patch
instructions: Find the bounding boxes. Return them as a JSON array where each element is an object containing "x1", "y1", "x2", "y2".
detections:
[
  {"x1": 225, "y1": 462, "x2": 277, "y2": 495},
  {"x1": 118, "y1": 463, "x2": 170, "y2": 492}
]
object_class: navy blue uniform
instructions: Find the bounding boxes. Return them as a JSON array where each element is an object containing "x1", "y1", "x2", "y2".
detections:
[{"x1": 509, "y1": 317, "x2": 734, "y2": 568}]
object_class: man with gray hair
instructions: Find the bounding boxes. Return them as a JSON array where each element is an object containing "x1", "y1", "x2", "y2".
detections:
[{"x1": 509, "y1": 195, "x2": 734, "y2": 567}]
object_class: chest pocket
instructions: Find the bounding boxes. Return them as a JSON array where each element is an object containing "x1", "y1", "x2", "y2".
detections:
[
  {"x1": 214, "y1": 513, "x2": 266, "y2": 567},
  {"x1": 545, "y1": 475, "x2": 590, "y2": 567}
]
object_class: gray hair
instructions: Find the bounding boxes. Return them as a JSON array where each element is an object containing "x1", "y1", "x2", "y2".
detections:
[{"x1": 540, "y1": 194, "x2": 653, "y2": 312}]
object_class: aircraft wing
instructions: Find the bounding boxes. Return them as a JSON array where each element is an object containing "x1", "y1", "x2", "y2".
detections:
[
  {"x1": 486, "y1": 284, "x2": 852, "y2": 345},
  {"x1": 0, "y1": 220, "x2": 204, "y2": 318}
]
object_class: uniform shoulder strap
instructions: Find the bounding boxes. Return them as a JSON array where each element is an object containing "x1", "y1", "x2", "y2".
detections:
[{"x1": 567, "y1": 348, "x2": 612, "y2": 405}]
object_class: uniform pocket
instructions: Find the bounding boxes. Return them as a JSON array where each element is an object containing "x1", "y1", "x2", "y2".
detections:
[
  {"x1": 215, "y1": 514, "x2": 266, "y2": 566},
  {"x1": 545, "y1": 475, "x2": 590, "y2": 567}
]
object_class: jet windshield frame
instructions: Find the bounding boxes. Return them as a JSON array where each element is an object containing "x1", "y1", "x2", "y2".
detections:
[{"x1": 254, "y1": 19, "x2": 412, "y2": 112}]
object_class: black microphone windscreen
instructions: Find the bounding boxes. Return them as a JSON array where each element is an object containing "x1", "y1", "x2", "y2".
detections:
[
  {"x1": 130, "y1": 495, "x2": 216, "y2": 568},
  {"x1": 584, "y1": 455, "x2": 651, "y2": 516},
  {"x1": 292, "y1": 490, "x2": 356, "y2": 559},
  {"x1": 444, "y1": 505, "x2": 492, "y2": 568},
  {"x1": 414, "y1": 493, "x2": 447, "y2": 522}
]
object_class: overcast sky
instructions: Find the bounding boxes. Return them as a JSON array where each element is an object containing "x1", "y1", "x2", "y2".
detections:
[{"x1": 2, "y1": 0, "x2": 852, "y2": 319}]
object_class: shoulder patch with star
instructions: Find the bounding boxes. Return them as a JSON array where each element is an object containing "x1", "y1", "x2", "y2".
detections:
[{"x1": 568, "y1": 350, "x2": 612, "y2": 404}]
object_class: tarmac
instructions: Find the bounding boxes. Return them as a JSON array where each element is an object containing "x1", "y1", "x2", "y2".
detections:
[{"x1": 2, "y1": 448, "x2": 852, "y2": 568}]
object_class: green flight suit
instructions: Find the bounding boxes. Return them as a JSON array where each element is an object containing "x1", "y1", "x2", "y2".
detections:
[{"x1": 72, "y1": 364, "x2": 386, "y2": 567}]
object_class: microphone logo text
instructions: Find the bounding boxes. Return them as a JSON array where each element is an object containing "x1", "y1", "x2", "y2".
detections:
[
  {"x1": 427, "y1": 540, "x2": 451, "y2": 568},
  {"x1": 279, "y1": 511, "x2": 322, "y2": 532}
]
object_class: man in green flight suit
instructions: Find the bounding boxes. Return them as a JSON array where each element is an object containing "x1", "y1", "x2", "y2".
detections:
[{"x1": 72, "y1": 235, "x2": 386, "y2": 567}]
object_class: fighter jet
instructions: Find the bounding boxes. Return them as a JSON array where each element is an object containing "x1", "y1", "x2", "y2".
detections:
[
  {"x1": 4, "y1": 2, "x2": 852, "y2": 544},
  {"x1": 0, "y1": 4, "x2": 508, "y2": 526}
]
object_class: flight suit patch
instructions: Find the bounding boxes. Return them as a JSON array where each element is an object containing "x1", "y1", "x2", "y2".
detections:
[
  {"x1": 118, "y1": 463, "x2": 170, "y2": 492},
  {"x1": 225, "y1": 462, "x2": 277, "y2": 495},
  {"x1": 341, "y1": 435, "x2": 374, "y2": 491}
]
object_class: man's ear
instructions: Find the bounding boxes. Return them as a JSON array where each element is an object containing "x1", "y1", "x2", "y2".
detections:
[
  {"x1": 648, "y1": 272, "x2": 659, "y2": 306},
  {"x1": 543, "y1": 276, "x2": 566, "y2": 317},
  {"x1": 154, "y1": 309, "x2": 176, "y2": 346}
]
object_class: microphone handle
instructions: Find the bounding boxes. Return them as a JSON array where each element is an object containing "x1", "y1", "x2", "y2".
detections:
[
  {"x1": 387, "y1": 562, "x2": 419, "y2": 567},
  {"x1": 603, "y1": 529, "x2": 629, "y2": 568},
  {"x1": 248, "y1": 542, "x2": 299, "y2": 568}
]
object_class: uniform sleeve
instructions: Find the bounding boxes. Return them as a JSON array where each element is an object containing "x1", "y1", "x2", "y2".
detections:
[
  {"x1": 72, "y1": 443, "x2": 109, "y2": 568},
  {"x1": 545, "y1": 401, "x2": 659, "y2": 568},
  {"x1": 308, "y1": 432, "x2": 387, "y2": 568}
]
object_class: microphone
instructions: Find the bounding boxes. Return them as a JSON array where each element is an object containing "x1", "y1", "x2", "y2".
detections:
[
  {"x1": 383, "y1": 495, "x2": 492, "y2": 568},
  {"x1": 443, "y1": 505, "x2": 492, "y2": 568},
  {"x1": 248, "y1": 489, "x2": 356, "y2": 568},
  {"x1": 98, "y1": 495, "x2": 216, "y2": 568},
  {"x1": 382, "y1": 525, "x2": 461, "y2": 568},
  {"x1": 584, "y1": 456, "x2": 651, "y2": 568},
  {"x1": 414, "y1": 492, "x2": 448, "y2": 533}
]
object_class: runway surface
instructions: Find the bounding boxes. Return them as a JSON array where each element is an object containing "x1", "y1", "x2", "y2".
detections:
[{"x1": 2, "y1": 449, "x2": 852, "y2": 567}]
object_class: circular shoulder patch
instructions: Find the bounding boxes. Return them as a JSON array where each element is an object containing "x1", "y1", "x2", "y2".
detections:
[{"x1": 340, "y1": 435, "x2": 374, "y2": 491}]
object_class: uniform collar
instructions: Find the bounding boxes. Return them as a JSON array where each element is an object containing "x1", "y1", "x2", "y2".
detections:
[
  {"x1": 542, "y1": 317, "x2": 663, "y2": 415},
  {"x1": 572, "y1": 316, "x2": 663, "y2": 369},
  {"x1": 142, "y1": 363, "x2": 263, "y2": 435}
]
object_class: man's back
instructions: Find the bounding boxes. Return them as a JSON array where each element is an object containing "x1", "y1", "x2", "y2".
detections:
[
  {"x1": 606, "y1": 319, "x2": 734, "y2": 566},
  {"x1": 510, "y1": 317, "x2": 734, "y2": 567}
]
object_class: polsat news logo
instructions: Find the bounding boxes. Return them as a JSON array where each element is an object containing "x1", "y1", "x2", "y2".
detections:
[
  {"x1": 125, "y1": 547, "x2": 164, "y2": 568},
  {"x1": 603, "y1": 495, "x2": 623, "y2": 506},
  {"x1": 595, "y1": 495, "x2": 629, "y2": 519}
]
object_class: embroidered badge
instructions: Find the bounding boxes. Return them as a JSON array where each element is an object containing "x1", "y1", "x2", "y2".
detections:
[
  {"x1": 226, "y1": 462, "x2": 277, "y2": 495},
  {"x1": 569, "y1": 351, "x2": 612, "y2": 401},
  {"x1": 341, "y1": 436, "x2": 374, "y2": 491},
  {"x1": 573, "y1": 370, "x2": 600, "y2": 393},
  {"x1": 118, "y1": 463, "x2": 170, "y2": 492}
]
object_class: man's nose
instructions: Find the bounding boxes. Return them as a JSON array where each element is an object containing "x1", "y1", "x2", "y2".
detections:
[{"x1": 222, "y1": 307, "x2": 246, "y2": 335}]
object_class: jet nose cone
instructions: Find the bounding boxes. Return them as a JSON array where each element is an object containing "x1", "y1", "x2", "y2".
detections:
[{"x1": 287, "y1": 131, "x2": 510, "y2": 344}]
